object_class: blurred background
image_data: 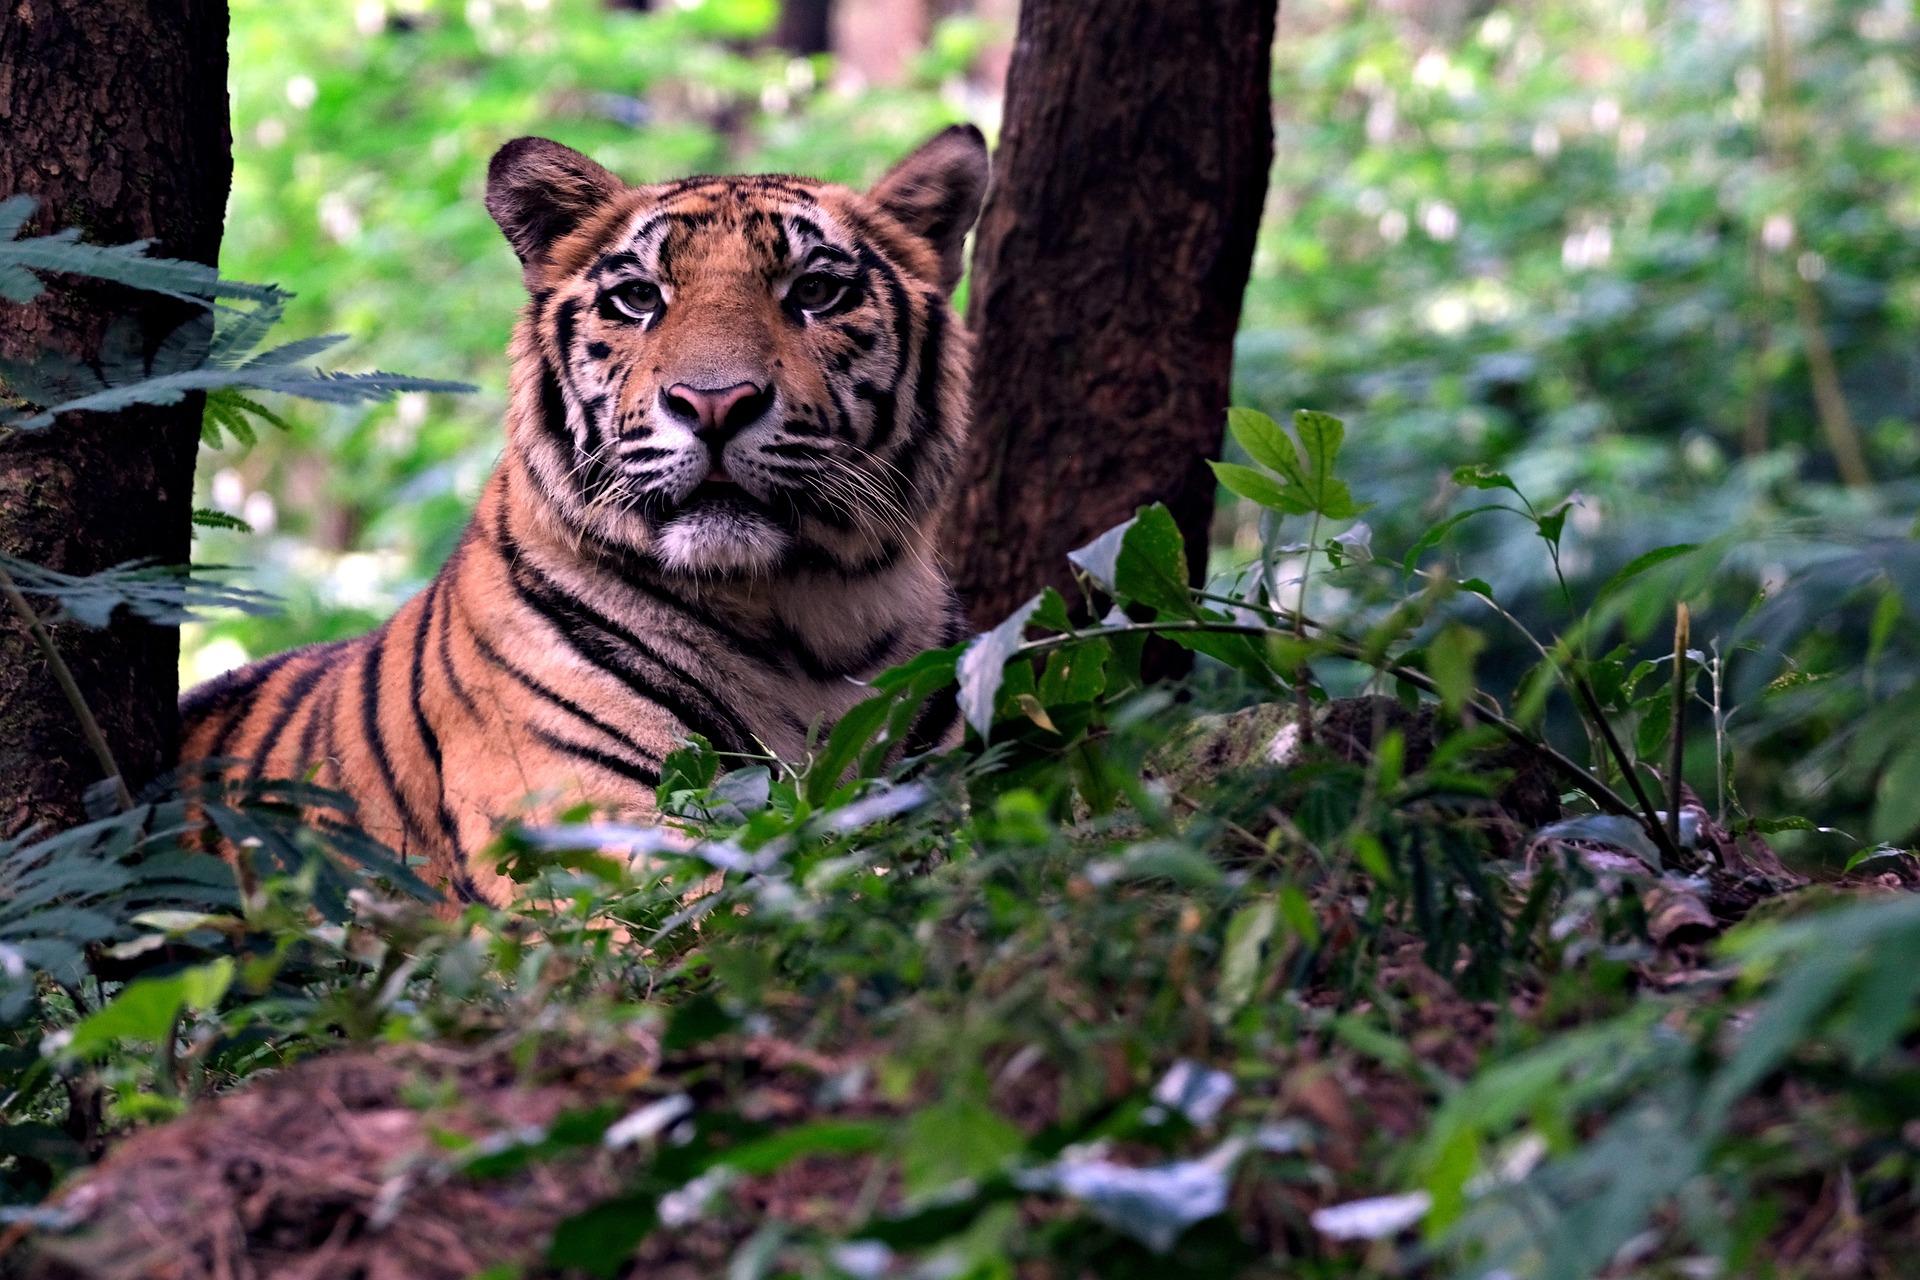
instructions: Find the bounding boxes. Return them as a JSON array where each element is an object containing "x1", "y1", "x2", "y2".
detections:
[{"x1": 192, "y1": 0, "x2": 1920, "y2": 855}]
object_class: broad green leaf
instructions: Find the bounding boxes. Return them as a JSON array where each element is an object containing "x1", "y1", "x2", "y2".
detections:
[
  {"x1": 1871, "y1": 736, "x2": 1920, "y2": 844},
  {"x1": 1451, "y1": 463, "x2": 1521, "y2": 495},
  {"x1": 1290, "y1": 410, "x2": 1362, "y2": 519},
  {"x1": 1213, "y1": 897, "x2": 1277, "y2": 1021},
  {"x1": 808, "y1": 693, "x2": 896, "y2": 803},
  {"x1": 1225, "y1": 406, "x2": 1298, "y2": 477},
  {"x1": 719, "y1": 1120, "x2": 890, "y2": 1175},
  {"x1": 1536, "y1": 505, "x2": 1570, "y2": 549},
  {"x1": 547, "y1": 1191, "x2": 659, "y2": 1277},
  {"x1": 1111, "y1": 504, "x2": 1195, "y2": 617},
  {"x1": 1278, "y1": 883, "x2": 1321, "y2": 948},
  {"x1": 902, "y1": 1095, "x2": 1024, "y2": 1201},
  {"x1": 1594, "y1": 544, "x2": 1701, "y2": 604},
  {"x1": 66, "y1": 958, "x2": 233, "y2": 1057},
  {"x1": 1427, "y1": 624, "x2": 1487, "y2": 717},
  {"x1": 1869, "y1": 586, "x2": 1903, "y2": 667},
  {"x1": 1210, "y1": 460, "x2": 1306, "y2": 514},
  {"x1": 1038, "y1": 640, "x2": 1109, "y2": 705}
]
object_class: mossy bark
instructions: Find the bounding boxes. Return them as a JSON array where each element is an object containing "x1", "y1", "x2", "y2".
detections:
[{"x1": 0, "y1": 1, "x2": 232, "y2": 831}]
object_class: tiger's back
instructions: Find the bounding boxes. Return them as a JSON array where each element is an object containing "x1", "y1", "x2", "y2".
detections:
[{"x1": 181, "y1": 127, "x2": 989, "y2": 902}]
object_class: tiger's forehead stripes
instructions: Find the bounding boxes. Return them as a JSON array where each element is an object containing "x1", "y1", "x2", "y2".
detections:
[{"x1": 581, "y1": 187, "x2": 862, "y2": 288}]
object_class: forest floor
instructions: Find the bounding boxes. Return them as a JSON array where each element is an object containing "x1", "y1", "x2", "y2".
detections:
[{"x1": 17, "y1": 695, "x2": 1920, "y2": 1280}]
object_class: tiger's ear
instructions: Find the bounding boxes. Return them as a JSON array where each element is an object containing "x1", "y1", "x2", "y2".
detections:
[
  {"x1": 868, "y1": 125, "x2": 990, "y2": 291},
  {"x1": 485, "y1": 137, "x2": 625, "y2": 265}
]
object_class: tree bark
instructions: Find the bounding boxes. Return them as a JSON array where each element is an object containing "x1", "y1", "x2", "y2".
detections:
[
  {"x1": 0, "y1": 1, "x2": 232, "y2": 833},
  {"x1": 945, "y1": 0, "x2": 1276, "y2": 636},
  {"x1": 773, "y1": 0, "x2": 832, "y2": 55}
]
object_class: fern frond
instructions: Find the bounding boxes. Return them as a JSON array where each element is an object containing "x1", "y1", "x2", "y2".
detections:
[
  {"x1": 0, "y1": 356, "x2": 473, "y2": 429},
  {"x1": 0, "y1": 554, "x2": 277, "y2": 626},
  {"x1": 190, "y1": 508, "x2": 254, "y2": 533},
  {"x1": 0, "y1": 195, "x2": 284, "y2": 309}
]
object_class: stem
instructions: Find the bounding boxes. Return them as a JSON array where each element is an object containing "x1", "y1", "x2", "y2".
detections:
[
  {"x1": 1568, "y1": 671, "x2": 1685, "y2": 867},
  {"x1": 1013, "y1": 618, "x2": 1647, "y2": 828},
  {"x1": 1710, "y1": 642, "x2": 1729, "y2": 825},
  {"x1": 1293, "y1": 513, "x2": 1323, "y2": 746},
  {"x1": 0, "y1": 561, "x2": 133, "y2": 812},
  {"x1": 1464, "y1": 589, "x2": 1612, "y2": 779},
  {"x1": 1666, "y1": 604, "x2": 1691, "y2": 849}
]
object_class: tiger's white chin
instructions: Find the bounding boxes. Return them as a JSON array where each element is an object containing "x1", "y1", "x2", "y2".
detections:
[{"x1": 652, "y1": 506, "x2": 791, "y2": 576}]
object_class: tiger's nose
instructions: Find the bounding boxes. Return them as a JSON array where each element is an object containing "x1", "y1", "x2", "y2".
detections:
[{"x1": 661, "y1": 381, "x2": 772, "y2": 441}]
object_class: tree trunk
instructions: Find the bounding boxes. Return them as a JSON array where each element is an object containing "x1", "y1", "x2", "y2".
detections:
[
  {"x1": 773, "y1": 0, "x2": 832, "y2": 55},
  {"x1": 832, "y1": 0, "x2": 928, "y2": 86},
  {"x1": 945, "y1": 0, "x2": 1276, "y2": 636},
  {"x1": 0, "y1": 1, "x2": 232, "y2": 833}
]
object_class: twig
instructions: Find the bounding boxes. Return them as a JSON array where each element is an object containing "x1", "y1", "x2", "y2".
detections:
[
  {"x1": 1568, "y1": 670, "x2": 1684, "y2": 866},
  {"x1": 0, "y1": 559, "x2": 133, "y2": 812},
  {"x1": 1667, "y1": 604, "x2": 1691, "y2": 848},
  {"x1": 1293, "y1": 512, "x2": 1323, "y2": 746},
  {"x1": 1010, "y1": 618, "x2": 1649, "y2": 830}
]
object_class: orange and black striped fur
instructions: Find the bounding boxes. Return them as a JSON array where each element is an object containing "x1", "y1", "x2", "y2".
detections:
[{"x1": 180, "y1": 127, "x2": 989, "y2": 903}]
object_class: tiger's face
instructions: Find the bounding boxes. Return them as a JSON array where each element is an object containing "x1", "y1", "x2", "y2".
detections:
[{"x1": 486, "y1": 128, "x2": 989, "y2": 577}]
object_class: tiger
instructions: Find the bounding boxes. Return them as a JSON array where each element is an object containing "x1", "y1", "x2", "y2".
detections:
[{"x1": 180, "y1": 126, "x2": 990, "y2": 904}]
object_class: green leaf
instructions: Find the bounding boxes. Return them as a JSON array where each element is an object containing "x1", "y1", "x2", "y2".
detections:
[
  {"x1": 190, "y1": 508, "x2": 253, "y2": 533},
  {"x1": 0, "y1": 199, "x2": 280, "y2": 309},
  {"x1": 1225, "y1": 407, "x2": 1297, "y2": 476},
  {"x1": 808, "y1": 693, "x2": 895, "y2": 803},
  {"x1": 718, "y1": 1120, "x2": 890, "y2": 1175},
  {"x1": 66, "y1": 958, "x2": 233, "y2": 1057},
  {"x1": 1594, "y1": 544, "x2": 1701, "y2": 604},
  {"x1": 902, "y1": 1096, "x2": 1024, "y2": 1201},
  {"x1": 1277, "y1": 882, "x2": 1321, "y2": 947},
  {"x1": 661, "y1": 993, "x2": 736, "y2": 1052},
  {"x1": 1871, "y1": 736, "x2": 1920, "y2": 845},
  {"x1": 1223, "y1": 409, "x2": 1361, "y2": 519},
  {"x1": 1210, "y1": 460, "x2": 1306, "y2": 514},
  {"x1": 1536, "y1": 505, "x2": 1569, "y2": 549},
  {"x1": 1290, "y1": 409, "x2": 1362, "y2": 519},
  {"x1": 1427, "y1": 624, "x2": 1487, "y2": 717},
  {"x1": 1401, "y1": 505, "x2": 1522, "y2": 582},
  {"x1": 1533, "y1": 815, "x2": 1662, "y2": 864},
  {"x1": 1038, "y1": 640, "x2": 1110, "y2": 705},
  {"x1": 1111, "y1": 504, "x2": 1195, "y2": 616},
  {"x1": 1451, "y1": 463, "x2": 1521, "y2": 495},
  {"x1": 1869, "y1": 586, "x2": 1903, "y2": 667},
  {"x1": 547, "y1": 1191, "x2": 658, "y2": 1277},
  {"x1": 0, "y1": 554, "x2": 275, "y2": 627},
  {"x1": 1213, "y1": 898, "x2": 1277, "y2": 1021}
]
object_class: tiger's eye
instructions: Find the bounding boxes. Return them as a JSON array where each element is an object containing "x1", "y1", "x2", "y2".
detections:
[
  {"x1": 789, "y1": 273, "x2": 845, "y2": 312},
  {"x1": 607, "y1": 280, "x2": 663, "y2": 321}
]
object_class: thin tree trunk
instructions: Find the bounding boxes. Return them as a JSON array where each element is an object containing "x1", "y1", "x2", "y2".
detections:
[
  {"x1": 946, "y1": 0, "x2": 1277, "y2": 638},
  {"x1": 0, "y1": 1, "x2": 232, "y2": 832},
  {"x1": 774, "y1": 0, "x2": 832, "y2": 54}
]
